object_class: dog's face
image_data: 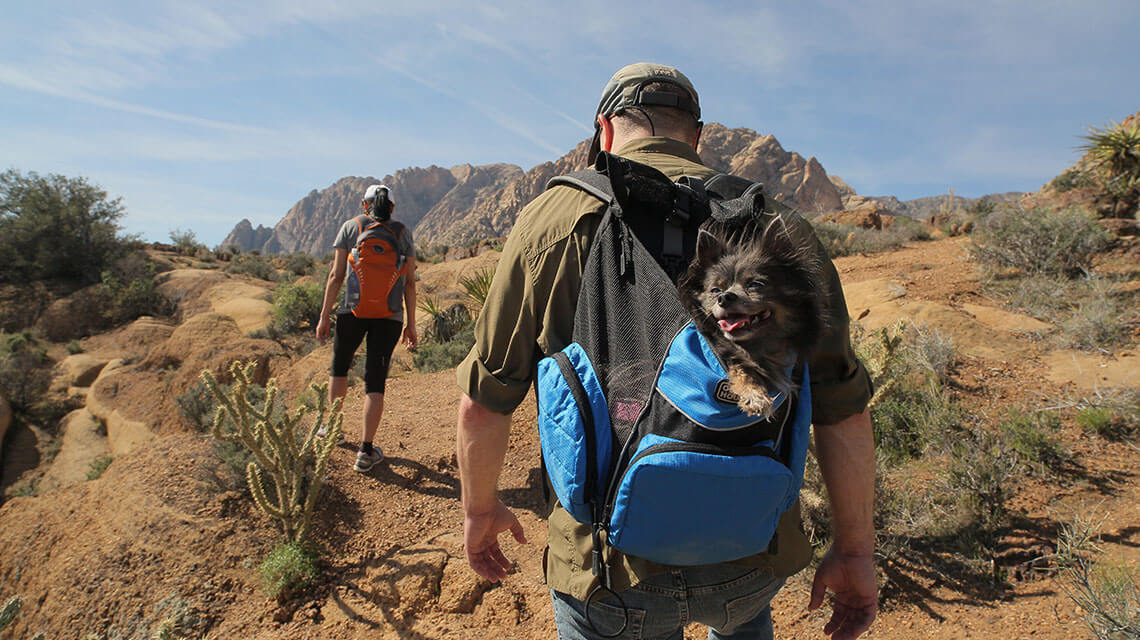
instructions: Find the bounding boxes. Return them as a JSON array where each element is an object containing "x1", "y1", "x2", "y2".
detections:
[
  {"x1": 682, "y1": 216, "x2": 827, "y2": 354},
  {"x1": 698, "y1": 250, "x2": 794, "y2": 343}
]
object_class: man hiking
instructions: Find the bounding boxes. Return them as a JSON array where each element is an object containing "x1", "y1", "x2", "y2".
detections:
[
  {"x1": 455, "y1": 63, "x2": 876, "y2": 640},
  {"x1": 317, "y1": 184, "x2": 418, "y2": 472}
]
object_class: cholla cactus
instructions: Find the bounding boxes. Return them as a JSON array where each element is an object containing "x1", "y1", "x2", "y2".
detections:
[
  {"x1": 201, "y1": 362, "x2": 343, "y2": 542},
  {"x1": 853, "y1": 320, "x2": 907, "y2": 410}
]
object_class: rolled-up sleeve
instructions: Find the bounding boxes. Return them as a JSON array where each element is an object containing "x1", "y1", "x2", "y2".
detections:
[
  {"x1": 455, "y1": 224, "x2": 539, "y2": 414},
  {"x1": 809, "y1": 253, "x2": 874, "y2": 426}
]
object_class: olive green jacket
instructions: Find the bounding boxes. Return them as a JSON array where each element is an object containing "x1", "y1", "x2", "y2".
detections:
[{"x1": 457, "y1": 137, "x2": 872, "y2": 600}]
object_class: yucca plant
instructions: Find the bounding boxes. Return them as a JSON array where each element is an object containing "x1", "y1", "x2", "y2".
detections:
[
  {"x1": 459, "y1": 267, "x2": 495, "y2": 307},
  {"x1": 1081, "y1": 120, "x2": 1140, "y2": 217},
  {"x1": 417, "y1": 295, "x2": 444, "y2": 318}
]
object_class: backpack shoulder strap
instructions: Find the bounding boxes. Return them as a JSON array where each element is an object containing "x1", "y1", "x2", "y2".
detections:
[
  {"x1": 704, "y1": 173, "x2": 758, "y2": 200},
  {"x1": 545, "y1": 170, "x2": 615, "y2": 205}
]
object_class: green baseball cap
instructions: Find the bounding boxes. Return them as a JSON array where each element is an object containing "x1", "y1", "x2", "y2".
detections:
[{"x1": 588, "y1": 62, "x2": 702, "y2": 163}]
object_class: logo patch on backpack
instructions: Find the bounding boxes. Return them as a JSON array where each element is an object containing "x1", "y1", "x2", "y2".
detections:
[{"x1": 714, "y1": 379, "x2": 740, "y2": 405}]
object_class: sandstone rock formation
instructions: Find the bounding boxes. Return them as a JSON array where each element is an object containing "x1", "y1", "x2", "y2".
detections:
[{"x1": 222, "y1": 126, "x2": 850, "y2": 254}]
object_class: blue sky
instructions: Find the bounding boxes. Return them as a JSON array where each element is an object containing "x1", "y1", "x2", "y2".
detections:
[{"x1": 1, "y1": 1, "x2": 1137, "y2": 246}]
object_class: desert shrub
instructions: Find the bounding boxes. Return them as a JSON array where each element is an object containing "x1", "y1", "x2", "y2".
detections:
[
  {"x1": 906, "y1": 324, "x2": 956, "y2": 385},
  {"x1": 459, "y1": 267, "x2": 495, "y2": 307},
  {"x1": 270, "y1": 280, "x2": 323, "y2": 334},
  {"x1": 993, "y1": 273, "x2": 1135, "y2": 351},
  {"x1": 812, "y1": 222, "x2": 913, "y2": 258},
  {"x1": 0, "y1": 595, "x2": 20, "y2": 630},
  {"x1": 1057, "y1": 512, "x2": 1140, "y2": 640},
  {"x1": 65, "y1": 340, "x2": 82, "y2": 354},
  {"x1": 428, "y1": 303, "x2": 472, "y2": 343},
  {"x1": 202, "y1": 362, "x2": 342, "y2": 542},
  {"x1": 874, "y1": 383, "x2": 965, "y2": 466},
  {"x1": 1050, "y1": 168, "x2": 1097, "y2": 193},
  {"x1": 227, "y1": 253, "x2": 277, "y2": 281},
  {"x1": 0, "y1": 169, "x2": 134, "y2": 285},
  {"x1": 1057, "y1": 275, "x2": 1136, "y2": 350},
  {"x1": 942, "y1": 430, "x2": 1016, "y2": 567},
  {"x1": 169, "y1": 228, "x2": 206, "y2": 255},
  {"x1": 259, "y1": 540, "x2": 320, "y2": 599},
  {"x1": 0, "y1": 331, "x2": 51, "y2": 411},
  {"x1": 413, "y1": 324, "x2": 475, "y2": 374},
  {"x1": 86, "y1": 455, "x2": 113, "y2": 480},
  {"x1": 969, "y1": 206, "x2": 1113, "y2": 277},
  {"x1": 99, "y1": 262, "x2": 176, "y2": 326},
  {"x1": 279, "y1": 252, "x2": 316, "y2": 276},
  {"x1": 1076, "y1": 389, "x2": 1140, "y2": 440},
  {"x1": 176, "y1": 379, "x2": 216, "y2": 431},
  {"x1": 999, "y1": 409, "x2": 1067, "y2": 474}
]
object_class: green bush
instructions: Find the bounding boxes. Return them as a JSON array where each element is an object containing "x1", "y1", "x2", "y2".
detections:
[
  {"x1": 943, "y1": 430, "x2": 1016, "y2": 561},
  {"x1": 999, "y1": 409, "x2": 1067, "y2": 474},
  {"x1": 0, "y1": 169, "x2": 134, "y2": 285},
  {"x1": 99, "y1": 261, "x2": 176, "y2": 326},
  {"x1": 874, "y1": 382, "x2": 965, "y2": 466},
  {"x1": 413, "y1": 325, "x2": 475, "y2": 373},
  {"x1": 1081, "y1": 120, "x2": 1140, "y2": 218},
  {"x1": 1076, "y1": 390, "x2": 1140, "y2": 440},
  {"x1": 169, "y1": 228, "x2": 205, "y2": 255},
  {"x1": 969, "y1": 206, "x2": 1113, "y2": 277},
  {"x1": 1050, "y1": 168, "x2": 1097, "y2": 193},
  {"x1": 280, "y1": 252, "x2": 316, "y2": 276},
  {"x1": 86, "y1": 455, "x2": 113, "y2": 480},
  {"x1": 227, "y1": 253, "x2": 278, "y2": 281},
  {"x1": 259, "y1": 540, "x2": 320, "y2": 599},
  {"x1": 270, "y1": 280, "x2": 323, "y2": 334},
  {"x1": 428, "y1": 303, "x2": 472, "y2": 343},
  {"x1": 0, "y1": 331, "x2": 51, "y2": 411}
]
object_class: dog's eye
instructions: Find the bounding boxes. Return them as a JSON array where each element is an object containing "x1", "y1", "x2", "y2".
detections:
[
  {"x1": 747, "y1": 280, "x2": 765, "y2": 290},
  {"x1": 709, "y1": 287, "x2": 722, "y2": 295}
]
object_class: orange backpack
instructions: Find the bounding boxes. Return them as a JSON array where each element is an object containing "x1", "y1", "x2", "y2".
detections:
[{"x1": 343, "y1": 215, "x2": 408, "y2": 319}]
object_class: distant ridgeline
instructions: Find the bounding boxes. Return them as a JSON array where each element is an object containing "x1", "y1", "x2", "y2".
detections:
[{"x1": 221, "y1": 123, "x2": 1015, "y2": 255}]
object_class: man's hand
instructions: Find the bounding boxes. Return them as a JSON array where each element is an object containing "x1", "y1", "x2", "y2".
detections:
[
  {"x1": 316, "y1": 316, "x2": 331, "y2": 344},
  {"x1": 808, "y1": 549, "x2": 877, "y2": 640},
  {"x1": 464, "y1": 499, "x2": 527, "y2": 582}
]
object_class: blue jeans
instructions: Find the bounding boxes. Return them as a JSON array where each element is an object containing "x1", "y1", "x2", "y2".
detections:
[{"x1": 551, "y1": 565, "x2": 786, "y2": 640}]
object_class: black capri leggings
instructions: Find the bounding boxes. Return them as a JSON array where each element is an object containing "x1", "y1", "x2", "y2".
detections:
[{"x1": 330, "y1": 313, "x2": 402, "y2": 394}]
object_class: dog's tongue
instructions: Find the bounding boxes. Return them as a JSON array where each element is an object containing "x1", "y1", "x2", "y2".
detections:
[{"x1": 718, "y1": 316, "x2": 750, "y2": 332}]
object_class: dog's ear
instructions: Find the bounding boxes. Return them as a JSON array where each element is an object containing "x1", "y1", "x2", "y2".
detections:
[{"x1": 694, "y1": 228, "x2": 724, "y2": 267}]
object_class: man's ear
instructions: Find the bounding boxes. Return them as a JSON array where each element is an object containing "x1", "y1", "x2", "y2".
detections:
[
  {"x1": 597, "y1": 114, "x2": 614, "y2": 153},
  {"x1": 695, "y1": 228, "x2": 724, "y2": 266}
]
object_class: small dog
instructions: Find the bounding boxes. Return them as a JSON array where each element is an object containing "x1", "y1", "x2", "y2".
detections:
[{"x1": 678, "y1": 213, "x2": 829, "y2": 417}]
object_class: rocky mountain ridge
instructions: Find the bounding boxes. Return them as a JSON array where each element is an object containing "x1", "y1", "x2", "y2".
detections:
[{"x1": 222, "y1": 123, "x2": 852, "y2": 254}]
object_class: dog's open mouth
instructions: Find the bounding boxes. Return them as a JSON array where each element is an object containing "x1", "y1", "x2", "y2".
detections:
[{"x1": 716, "y1": 309, "x2": 772, "y2": 334}]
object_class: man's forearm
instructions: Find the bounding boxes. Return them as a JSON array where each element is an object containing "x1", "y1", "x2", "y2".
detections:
[
  {"x1": 457, "y1": 393, "x2": 513, "y2": 513},
  {"x1": 814, "y1": 408, "x2": 875, "y2": 555}
]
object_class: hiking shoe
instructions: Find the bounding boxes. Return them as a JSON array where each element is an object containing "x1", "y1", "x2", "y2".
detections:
[
  {"x1": 315, "y1": 424, "x2": 343, "y2": 441},
  {"x1": 353, "y1": 448, "x2": 384, "y2": 472}
]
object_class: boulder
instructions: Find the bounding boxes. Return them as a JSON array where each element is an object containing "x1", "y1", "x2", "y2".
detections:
[
  {"x1": 85, "y1": 364, "x2": 155, "y2": 456},
  {"x1": 824, "y1": 206, "x2": 885, "y2": 230},
  {"x1": 55, "y1": 354, "x2": 113, "y2": 389},
  {"x1": 40, "y1": 409, "x2": 111, "y2": 491}
]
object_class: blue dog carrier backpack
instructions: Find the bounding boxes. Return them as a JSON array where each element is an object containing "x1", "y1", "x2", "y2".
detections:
[{"x1": 535, "y1": 152, "x2": 813, "y2": 603}]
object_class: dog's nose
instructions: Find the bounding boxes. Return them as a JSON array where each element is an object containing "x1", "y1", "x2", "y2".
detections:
[{"x1": 717, "y1": 291, "x2": 737, "y2": 306}]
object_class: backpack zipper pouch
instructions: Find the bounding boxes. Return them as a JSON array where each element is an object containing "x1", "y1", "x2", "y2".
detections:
[
  {"x1": 537, "y1": 343, "x2": 614, "y2": 524},
  {"x1": 606, "y1": 432, "x2": 802, "y2": 566}
]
